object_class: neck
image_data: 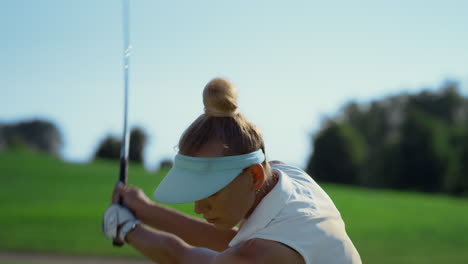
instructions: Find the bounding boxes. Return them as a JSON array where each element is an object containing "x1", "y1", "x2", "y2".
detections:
[{"x1": 243, "y1": 171, "x2": 279, "y2": 222}]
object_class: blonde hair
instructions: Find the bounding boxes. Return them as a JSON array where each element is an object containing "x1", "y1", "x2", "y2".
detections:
[{"x1": 179, "y1": 78, "x2": 271, "y2": 173}]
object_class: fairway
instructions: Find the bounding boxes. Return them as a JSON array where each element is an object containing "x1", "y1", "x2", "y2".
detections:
[{"x1": 1, "y1": 149, "x2": 468, "y2": 263}]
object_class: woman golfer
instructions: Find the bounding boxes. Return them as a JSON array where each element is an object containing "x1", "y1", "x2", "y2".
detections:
[{"x1": 103, "y1": 78, "x2": 362, "y2": 264}]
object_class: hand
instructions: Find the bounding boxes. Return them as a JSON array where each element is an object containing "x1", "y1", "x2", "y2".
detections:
[
  {"x1": 102, "y1": 204, "x2": 138, "y2": 242},
  {"x1": 113, "y1": 185, "x2": 154, "y2": 219}
]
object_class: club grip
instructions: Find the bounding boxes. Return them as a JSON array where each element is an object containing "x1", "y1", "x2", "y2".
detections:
[
  {"x1": 112, "y1": 159, "x2": 127, "y2": 247},
  {"x1": 119, "y1": 158, "x2": 128, "y2": 184}
]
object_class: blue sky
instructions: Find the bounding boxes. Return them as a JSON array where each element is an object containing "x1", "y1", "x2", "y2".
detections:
[{"x1": 2, "y1": 0, "x2": 468, "y2": 170}]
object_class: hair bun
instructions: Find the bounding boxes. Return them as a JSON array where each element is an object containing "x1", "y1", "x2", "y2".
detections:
[{"x1": 203, "y1": 78, "x2": 238, "y2": 117}]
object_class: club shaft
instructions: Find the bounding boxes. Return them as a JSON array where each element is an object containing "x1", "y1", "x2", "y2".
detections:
[{"x1": 120, "y1": 0, "x2": 131, "y2": 185}]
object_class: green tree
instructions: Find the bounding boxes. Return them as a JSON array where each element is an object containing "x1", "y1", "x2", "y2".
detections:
[
  {"x1": 129, "y1": 127, "x2": 147, "y2": 164},
  {"x1": 308, "y1": 81, "x2": 467, "y2": 196},
  {"x1": 306, "y1": 122, "x2": 367, "y2": 185},
  {"x1": 460, "y1": 132, "x2": 468, "y2": 196},
  {"x1": 94, "y1": 136, "x2": 121, "y2": 161},
  {"x1": 447, "y1": 125, "x2": 468, "y2": 195},
  {"x1": 398, "y1": 110, "x2": 455, "y2": 192},
  {"x1": 94, "y1": 127, "x2": 148, "y2": 164},
  {"x1": 0, "y1": 119, "x2": 62, "y2": 155},
  {"x1": 407, "y1": 82, "x2": 465, "y2": 125},
  {"x1": 361, "y1": 139, "x2": 401, "y2": 188}
]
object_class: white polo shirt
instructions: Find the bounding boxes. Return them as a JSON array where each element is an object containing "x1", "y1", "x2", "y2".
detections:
[{"x1": 229, "y1": 164, "x2": 362, "y2": 264}]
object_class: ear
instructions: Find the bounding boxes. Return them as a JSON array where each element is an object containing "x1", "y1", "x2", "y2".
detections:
[{"x1": 249, "y1": 163, "x2": 265, "y2": 191}]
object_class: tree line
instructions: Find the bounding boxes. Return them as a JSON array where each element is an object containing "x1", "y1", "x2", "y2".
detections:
[
  {"x1": 2, "y1": 81, "x2": 467, "y2": 196},
  {"x1": 305, "y1": 81, "x2": 468, "y2": 196},
  {"x1": 0, "y1": 119, "x2": 62, "y2": 155},
  {"x1": 0, "y1": 121, "x2": 172, "y2": 170}
]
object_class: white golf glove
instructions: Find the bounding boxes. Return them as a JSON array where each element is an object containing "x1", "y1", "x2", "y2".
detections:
[{"x1": 102, "y1": 204, "x2": 140, "y2": 242}]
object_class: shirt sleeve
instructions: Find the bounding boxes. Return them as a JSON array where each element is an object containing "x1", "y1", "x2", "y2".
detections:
[{"x1": 243, "y1": 214, "x2": 360, "y2": 264}]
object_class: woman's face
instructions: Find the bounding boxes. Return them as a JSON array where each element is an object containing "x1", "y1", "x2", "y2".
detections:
[{"x1": 193, "y1": 141, "x2": 257, "y2": 229}]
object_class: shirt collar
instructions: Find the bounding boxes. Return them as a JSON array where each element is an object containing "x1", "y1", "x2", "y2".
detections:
[{"x1": 229, "y1": 166, "x2": 293, "y2": 246}]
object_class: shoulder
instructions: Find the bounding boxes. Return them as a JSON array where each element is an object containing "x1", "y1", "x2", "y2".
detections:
[{"x1": 214, "y1": 238, "x2": 305, "y2": 264}]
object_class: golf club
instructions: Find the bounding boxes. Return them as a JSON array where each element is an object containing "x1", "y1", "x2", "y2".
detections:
[{"x1": 112, "y1": 0, "x2": 131, "y2": 247}]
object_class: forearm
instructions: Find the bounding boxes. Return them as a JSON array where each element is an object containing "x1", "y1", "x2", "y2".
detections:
[
  {"x1": 127, "y1": 224, "x2": 218, "y2": 264},
  {"x1": 136, "y1": 201, "x2": 236, "y2": 251}
]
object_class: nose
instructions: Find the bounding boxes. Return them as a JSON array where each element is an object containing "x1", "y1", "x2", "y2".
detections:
[{"x1": 194, "y1": 199, "x2": 211, "y2": 214}]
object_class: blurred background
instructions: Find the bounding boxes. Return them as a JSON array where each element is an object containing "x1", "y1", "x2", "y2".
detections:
[{"x1": 1, "y1": 0, "x2": 467, "y2": 263}]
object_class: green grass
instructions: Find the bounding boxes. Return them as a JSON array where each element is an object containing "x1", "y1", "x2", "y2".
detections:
[
  {"x1": 1, "y1": 149, "x2": 468, "y2": 263},
  {"x1": 0, "y1": 149, "x2": 194, "y2": 259},
  {"x1": 324, "y1": 185, "x2": 468, "y2": 263}
]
